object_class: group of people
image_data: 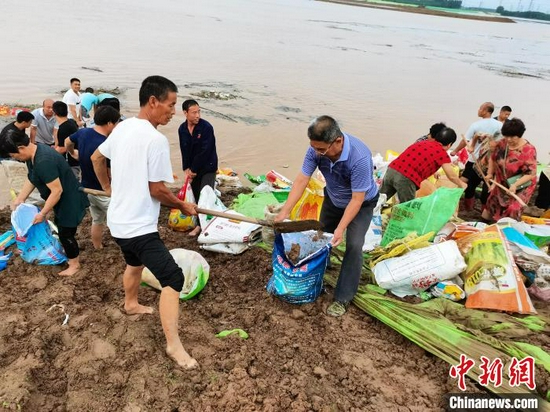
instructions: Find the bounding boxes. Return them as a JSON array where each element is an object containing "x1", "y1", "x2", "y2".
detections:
[
  {"x1": 0, "y1": 76, "x2": 203, "y2": 369},
  {"x1": 0, "y1": 77, "x2": 546, "y2": 368}
]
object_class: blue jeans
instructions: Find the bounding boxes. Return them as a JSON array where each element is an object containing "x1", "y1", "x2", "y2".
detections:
[{"x1": 320, "y1": 191, "x2": 378, "y2": 303}]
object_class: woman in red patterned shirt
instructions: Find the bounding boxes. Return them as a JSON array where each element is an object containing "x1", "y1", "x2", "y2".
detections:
[{"x1": 483, "y1": 118, "x2": 537, "y2": 222}]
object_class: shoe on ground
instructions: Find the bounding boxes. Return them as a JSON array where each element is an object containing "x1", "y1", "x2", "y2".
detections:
[{"x1": 326, "y1": 301, "x2": 348, "y2": 317}]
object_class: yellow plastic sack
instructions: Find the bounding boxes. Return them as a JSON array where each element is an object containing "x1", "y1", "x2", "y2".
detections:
[
  {"x1": 168, "y1": 178, "x2": 198, "y2": 231},
  {"x1": 290, "y1": 177, "x2": 324, "y2": 221}
]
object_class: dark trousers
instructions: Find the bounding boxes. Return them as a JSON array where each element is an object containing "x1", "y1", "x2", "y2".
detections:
[
  {"x1": 463, "y1": 161, "x2": 489, "y2": 205},
  {"x1": 535, "y1": 172, "x2": 550, "y2": 209},
  {"x1": 191, "y1": 172, "x2": 216, "y2": 202},
  {"x1": 321, "y1": 191, "x2": 378, "y2": 303},
  {"x1": 58, "y1": 226, "x2": 79, "y2": 259}
]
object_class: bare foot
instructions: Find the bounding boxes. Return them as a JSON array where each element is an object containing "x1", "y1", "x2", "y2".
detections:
[
  {"x1": 59, "y1": 265, "x2": 80, "y2": 276},
  {"x1": 124, "y1": 304, "x2": 154, "y2": 315},
  {"x1": 166, "y1": 345, "x2": 199, "y2": 370},
  {"x1": 187, "y1": 226, "x2": 201, "y2": 237}
]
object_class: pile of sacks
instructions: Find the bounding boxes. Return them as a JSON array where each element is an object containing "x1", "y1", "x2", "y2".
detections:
[{"x1": 368, "y1": 187, "x2": 550, "y2": 314}]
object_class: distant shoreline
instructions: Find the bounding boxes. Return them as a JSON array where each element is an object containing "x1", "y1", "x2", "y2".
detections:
[{"x1": 317, "y1": 0, "x2": 515, "y2": 23}]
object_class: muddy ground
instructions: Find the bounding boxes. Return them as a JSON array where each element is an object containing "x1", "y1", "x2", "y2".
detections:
[{"x1": 0, "y1": 191, "x2": 546, "y2": 411}]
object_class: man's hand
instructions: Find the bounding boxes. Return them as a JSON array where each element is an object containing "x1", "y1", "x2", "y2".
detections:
[
  {"x1": 11, "y1": 199, "x2": 22, "y2": 211},
  {"x1": 274, "y1": 209, "x2": 290, "y2": 223},
  {"x1": 32, "y1": 211, "x2": 46, "y2": 225},
  {"x1": 509, "y1": 183, "x2": 517, "y2": 194},
  {"x1": 331, "y1": 227, "x2": 344, "y2": 247},
  {"x1": 179, "y1": 201, "x2": 197, "y2": 216},
  {"x1": 184, "y1": 168, "x2": 197, "y2": 180}
]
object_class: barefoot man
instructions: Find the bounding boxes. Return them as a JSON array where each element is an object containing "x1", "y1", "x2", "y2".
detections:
[{"x1": 91, "y1": 75, "x2": 198, "y2": 369}]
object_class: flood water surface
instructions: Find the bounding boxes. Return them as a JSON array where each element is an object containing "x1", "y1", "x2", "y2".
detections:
[{"x1": 1, "y1": 0, "x2": 549, "y2": 188}]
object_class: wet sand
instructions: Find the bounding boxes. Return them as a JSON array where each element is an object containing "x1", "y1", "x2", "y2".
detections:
[{"x1": 318, "y1": 0, "x2": 515, "y2": 22}]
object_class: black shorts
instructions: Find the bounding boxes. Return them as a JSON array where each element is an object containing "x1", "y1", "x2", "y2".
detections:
[{"x1": 114, "y1": 232, "x2": 184, "y2": 292}]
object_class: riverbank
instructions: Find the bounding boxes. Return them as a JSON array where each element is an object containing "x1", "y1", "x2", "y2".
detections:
[
  {"x1": 317, "y1": 0, "x2": 515, "y2": 23},
  {"x1": 0, "y1": 202, "x2": 475, "y2": 411}
]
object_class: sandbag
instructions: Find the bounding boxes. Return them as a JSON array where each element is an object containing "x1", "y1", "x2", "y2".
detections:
[
  {"x1": 528, "y1": 265, "x2": 550, "y2": 302},
  {"x1": 196, "y1": 187, "x2": 258, "y2": 254},
  {"x1": 456, "y1": 225, "x2": 536, "y2": 314},
  {"x1": 373, "y1": 241, "x2": 466, "y2": 297},
  {"x1": 500, "y1": 218, "x2": 550, "y2": 249},
  {"x1": 197, "y1": 185, "x2": 227, "y2": 229},
  {"x1": 168, "y1": 177, "x2": 198, "y2": 231},
  {"x1": 381, "y1": 187, "x2": 463, "y2": 246},
  {"x1": 11, "y1": 203, "x2": 67, "y2": 265},
  {"x1": 363, "y1": 194, "x2": 386, "y2": 252},
  {"x1": 198, "y1": 211, "x2": 262, "y2": 244},
  {"x1": 141, "y1": 248, "x2": 209, "y2": 300},
  {"x1": 267, "y1": 231, "x2": 332, "y2": 304}
]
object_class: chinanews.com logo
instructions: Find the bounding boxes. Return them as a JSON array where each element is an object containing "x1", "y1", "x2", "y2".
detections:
[{"x1": 446, "y1": 354, "x2": 540, "y2": 411}]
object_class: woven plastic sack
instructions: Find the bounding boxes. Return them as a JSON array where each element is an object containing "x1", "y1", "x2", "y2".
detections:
[
  {"x1": 381, "y1": 187, "x2": 463, "y2": 247},
  {"x1": 290, "y1": 177, "x2": 324, "y2": 221},
  {"x1": 168, "y1": 177, "x2": 198, "y2": 231},
  {"x1": 373, "y1": 241, "x2": 466, "y2": 297},
  {"x1": 267, "y1": 231, "x2": 332, "y2": 304},
  {"x1": 456, "y1": 225, "x2": 536, "y2": 314},
  {"x1": 141, "y1": 248, "x2": 209, "y2": 300},
  {"x1": 11, "y1": 203, "x2": 67, "y2": 265}
]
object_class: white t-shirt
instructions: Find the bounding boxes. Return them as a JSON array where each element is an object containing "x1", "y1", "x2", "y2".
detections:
[
  {"x1": 98, "y1": 117, "x2": 174, "y2": 238},
  {"x1": 62, "y1": 89, "x2": 81, "y2": 120},
  {"x1": 464, "y1": 118, "x2": 502, "y2": 162}
]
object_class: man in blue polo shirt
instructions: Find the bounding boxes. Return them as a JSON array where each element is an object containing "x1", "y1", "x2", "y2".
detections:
[
  {"x1": 276, "y1": 115, "x2": 378, "y2": 317},
  {"x1": 65, "y1": 105, "x2": 120, "y2": 248}
]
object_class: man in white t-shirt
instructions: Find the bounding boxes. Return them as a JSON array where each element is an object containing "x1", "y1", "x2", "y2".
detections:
[
  {"x1": 451, "y1": 102, "x2": 502, "y2": 211},
  {"x1": 91, "y1": 75, "x2": 198, "y2": 370},
  {"x1": 62, "y1": 78, "x2": 83, "y2": 127}
]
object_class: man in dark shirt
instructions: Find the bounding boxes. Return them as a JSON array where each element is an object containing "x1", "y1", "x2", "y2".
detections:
[
  {"x1": 1, "y1": 111, "x2": 34, "y2": 135},
  {"x1": 178, "y1": 99, "x2": 218, "y2": 236},
  {"x1": 53, "y1": 101, "x2": 80, "y2": 180},
  {"x1": 66, "y1": 106, "x2": 120, "y2": 248}
]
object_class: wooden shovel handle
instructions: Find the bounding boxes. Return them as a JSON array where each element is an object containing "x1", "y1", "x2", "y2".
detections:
[
  {"x1": 489, "y1": 179, "x2": 527, "y2": 207},
  {"x1": 80, "y1": 187, "x2": 110, "y2": 197},
  {"x1": 195, "y1": 207, "x2": 268, "y2": 227},
  {"x1": 79, "y1": 188, "x2": 272, "y2": 227}
]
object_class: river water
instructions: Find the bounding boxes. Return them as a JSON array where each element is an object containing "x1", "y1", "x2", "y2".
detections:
[{"x1": 1, "y1": 0, "x2": 549, "y2": 202}]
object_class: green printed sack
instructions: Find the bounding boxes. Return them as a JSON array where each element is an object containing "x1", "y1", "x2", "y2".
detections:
[
  {"x1": 142, "y1": 248, "x2": 209, "y2": 300},
  {"x1": 381, "y1": 187, "x2": 463, "y2": 247}
]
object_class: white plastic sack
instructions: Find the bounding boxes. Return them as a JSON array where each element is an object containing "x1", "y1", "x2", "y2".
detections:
[
  {"x1": 198, "y1": 211, "x2": 262, "y2": 244},
  {"x1": 374, "y1": 240, "x2": 467, "y2": 297},
  {"x1": 216, "y1": 174, "x2": 242, "y2": 189},
  {"x1": 200, "y1": 243, "x2": 249, "y2": 255},
  {"x1": 363, "y1": 194, "x2": 386, "y2": 252},
  {"x1": 141, "y1": 248, "x2": 209, "y2": 300},
  {"x1": 197, "y1": 186, "x2": 227, "y2": 229},
  {"x1": 197, "y1": 186, "x2": 261, "y2": 254}
]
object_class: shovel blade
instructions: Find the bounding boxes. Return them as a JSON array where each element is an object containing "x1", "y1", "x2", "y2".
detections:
[{"x1": 272, "y1": 219, "x2": 324, "y2": 233}]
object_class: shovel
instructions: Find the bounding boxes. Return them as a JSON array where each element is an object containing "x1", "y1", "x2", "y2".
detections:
[{"x1": 80, "y1": 187, "x2": 323, "y2": 233}]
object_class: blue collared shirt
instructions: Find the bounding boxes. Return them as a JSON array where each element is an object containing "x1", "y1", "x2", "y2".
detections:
[{"x1": 301, "y1": 133, "x2": 377, "y2": 208}]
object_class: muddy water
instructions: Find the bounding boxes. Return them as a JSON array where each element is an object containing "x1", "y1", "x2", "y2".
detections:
[{"x1": 1, "y1": 0, "x2": 549, "y2": 206}]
